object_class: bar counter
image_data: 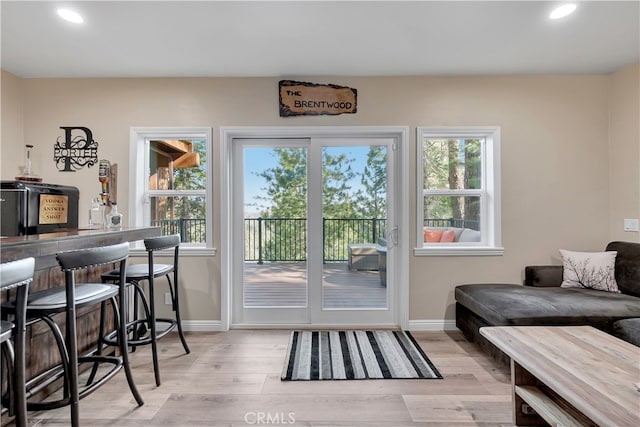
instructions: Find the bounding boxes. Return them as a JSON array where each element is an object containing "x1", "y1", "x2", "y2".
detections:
[
  {"x1": 0, "y1": 226, "x2": 161, "y2": 403},
  {"x1": 1, "y1": 226, "x2": 161, "y2": 266}
]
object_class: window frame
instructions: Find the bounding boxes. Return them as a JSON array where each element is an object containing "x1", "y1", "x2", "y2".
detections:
[
  {"x1": 130, "y1": 127, "x2": 214, "y2": 255},
  {"x1": 415, "y1": 126, "x2": 503, "y2": 256}
]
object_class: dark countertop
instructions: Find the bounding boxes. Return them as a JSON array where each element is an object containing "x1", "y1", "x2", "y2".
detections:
[{"x1": 0, "y1": 226, "x2": 161, "y2": 268}]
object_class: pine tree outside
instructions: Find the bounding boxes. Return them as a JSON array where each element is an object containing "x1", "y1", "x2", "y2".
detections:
[{"x1": 243, "y1": 145, "x2": 388, "y2": 263}]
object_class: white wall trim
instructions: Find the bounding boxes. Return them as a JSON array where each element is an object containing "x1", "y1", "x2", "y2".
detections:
[
  {"x1": 397, "y1": 126, "x2": 410, "y2": 330},
  {"x1": 221, "y1": 125, "x2": 409, "y2": 331},
  {"x1": 179, "y1": 320, "x2": 457, "y2": 332},
  {"x1": 415, "y1": 126, "x2": 502, "y2": 253},
  {"x1": 128, "y1": 126, "x2": 214, "y2": 250},
  {"x1": 181, "y1": 320, "x2": 225, "y2": 332},
  {"x1": 414, "y1": 246, "x2": 504, "y2": 256},
  {"x1": 230, "y1": 323, "x2": 400, "y2": 330},
  {"x1": 407, "y1": 320, "x2": 458, "y2": 331}
]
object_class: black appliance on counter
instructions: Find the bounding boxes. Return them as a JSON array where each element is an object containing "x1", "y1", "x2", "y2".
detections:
[{"x1": 1, "y1": 181, "x2": 79, "y2": 236}]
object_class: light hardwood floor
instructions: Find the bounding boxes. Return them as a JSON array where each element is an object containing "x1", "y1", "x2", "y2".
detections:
[{"x1": 20, "y1": 330, "x2": 514, "y2": 426}]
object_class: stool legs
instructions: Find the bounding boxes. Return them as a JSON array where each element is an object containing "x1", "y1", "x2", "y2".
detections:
[
  {"x1": 169, "y1": 273, "x2": 190, "y2": 355},
  {"x1": 146, "y1": 272, "x2": 190, "y2": 386},
  {"x1": 1, "y1": 341, "x2": 26, "y2": 427},
  {"x1": 1, "y1": 342, "x2": 16, "y2": 418},
  {"x1": 12, "y1": 303, "x2": 28, "y2": 427},
  {"x1": 63, "y1": 275, "x2": 80, "y2": 427},
  {"x1": 116, "y1": 284, "x2": 144, "y2": 406},
  {"x1": 148, "y1": 274, "x2": 161, "y2": 386},
  {"x1": 92, "y1": 292, "x2": 144, "y2": 405},
  {"x1": 86, "y1": 299, "x2": 109, "y2": 386}
]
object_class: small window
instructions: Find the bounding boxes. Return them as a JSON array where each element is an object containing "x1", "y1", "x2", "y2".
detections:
[
  {"x1": 416, "y1": 127, "x2": 502, "y2": 256},
  {"x1": 130, "y1": 128, "x2": 212, "y2": 252}
]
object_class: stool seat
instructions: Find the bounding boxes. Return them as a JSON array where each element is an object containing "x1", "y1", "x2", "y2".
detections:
[
  {"x1": 24, "y1": 284, "x2": 118, "y2": 311},
  {"x1": 102, "y1": 263, "x2": 173, "y2": 281}
]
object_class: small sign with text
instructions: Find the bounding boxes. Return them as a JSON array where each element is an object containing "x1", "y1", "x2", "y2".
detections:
[{"x1": 279, "y1": 80, "x2": 357, "y2": 117}]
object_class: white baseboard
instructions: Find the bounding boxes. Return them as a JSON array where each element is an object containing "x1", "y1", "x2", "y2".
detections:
[
  {"x1": 181, "y1": 320, "x2": 225, "y2": 332},
  {"x1": 407, "y1": 320, "x2": 458, "y2": 331},
  {"x1": 229, "y1": 323, "x2": 400, "y2": 330},
  {"x1": 180, "y1": 320, "x2": 458, "y2": 332}
]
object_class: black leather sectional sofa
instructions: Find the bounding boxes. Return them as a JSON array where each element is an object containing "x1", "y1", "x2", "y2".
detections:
[{"x1": 455, "y1": 241, "x2": 640, "y2": 362}]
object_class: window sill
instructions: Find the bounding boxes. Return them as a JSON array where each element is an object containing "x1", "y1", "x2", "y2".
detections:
[
  {"x1": 129, "y1": 247, "x2": 217, "y2": 257},
  {"x1": 414, "y1": 245, "x2": 504, "y2": 257}
]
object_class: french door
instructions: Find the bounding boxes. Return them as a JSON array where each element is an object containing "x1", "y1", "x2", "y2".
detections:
[{"x1": 228, "y1": 131, "x2": 401, "y2": 327}]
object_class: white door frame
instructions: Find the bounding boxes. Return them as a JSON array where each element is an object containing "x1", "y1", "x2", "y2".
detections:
[{"x1": 220, "y1": 126, "x2": 409, "y2": 330}]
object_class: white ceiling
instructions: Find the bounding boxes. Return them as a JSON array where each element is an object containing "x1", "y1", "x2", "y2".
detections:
[{"x1": 1, "y1": 1, "x2": 639, "y2": 78}]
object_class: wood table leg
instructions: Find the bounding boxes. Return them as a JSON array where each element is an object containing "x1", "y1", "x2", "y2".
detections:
[{"x1": 512, "y1": 360, "x2": 546, "y2": 426}]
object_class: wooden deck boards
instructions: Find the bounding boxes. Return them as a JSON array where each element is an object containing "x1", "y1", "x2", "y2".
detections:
[{"x1": 243, "y1": 262, "x2": 387, "y2": 308}]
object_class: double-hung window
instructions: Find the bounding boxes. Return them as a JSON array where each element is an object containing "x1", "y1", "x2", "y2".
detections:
[
  {"x1": 416, "y1": 126, "x2": 502, "y2": 256},
  {"x1": 130, "y1": 127, "x2": 213, "y2": 254}
]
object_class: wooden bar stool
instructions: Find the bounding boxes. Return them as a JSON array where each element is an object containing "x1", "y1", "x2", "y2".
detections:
[
  {"x1": 2, "y1": 243, "x2": 144, "y2": 427},
  {"x1": 0, "y1": 257, "x2": 34, "y2": 427},
  {"x1": 99, "y1": 234, "x2": 190, "y2": 386}
]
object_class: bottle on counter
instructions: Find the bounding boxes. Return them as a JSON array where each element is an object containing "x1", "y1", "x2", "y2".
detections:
[
  {"x1": 88, "y1": 197, "x2": 104, "y2": 228},
  {"x1": 106, "y1": 202, "x2": 123, "y2": 229},
  {"x1": 15, "y1": 144, "x2": 43, "y2": 182}
]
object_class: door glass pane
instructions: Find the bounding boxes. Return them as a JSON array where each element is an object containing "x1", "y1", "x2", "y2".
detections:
[
  {"x1": 242, "y1": 147, "x2": 308, "y2": 308},
  {"x1": 322, "y1": 145, "x2": 388, "y2": 309}
]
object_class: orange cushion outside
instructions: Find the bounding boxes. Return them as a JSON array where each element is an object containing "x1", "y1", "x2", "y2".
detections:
[
  {"x1": 424, "y1": 229, "x2": 443, "y2": 242},
  {"x1": 440, "y1": 230, "x2": 456, "y2": 242}
]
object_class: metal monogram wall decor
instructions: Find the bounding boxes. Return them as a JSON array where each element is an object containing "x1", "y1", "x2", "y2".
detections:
[
  {"x1": 279, "y1": 80, "x2": 357, "y2": 117},
  {"x1": 54, "y1": 126, "x2": 99, "y2": 172}
]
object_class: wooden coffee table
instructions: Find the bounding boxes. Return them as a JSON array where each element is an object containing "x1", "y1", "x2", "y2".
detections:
[{"x1": 480, "y1": 325, "x2": 639, "y2": 427}]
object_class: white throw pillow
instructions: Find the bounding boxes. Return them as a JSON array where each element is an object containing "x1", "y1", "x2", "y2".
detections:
[{"x1": 559, "y1": 249, "x2": 620, "y2": 293}]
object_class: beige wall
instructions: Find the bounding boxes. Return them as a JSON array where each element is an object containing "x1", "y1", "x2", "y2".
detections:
[
  {"x1": 1, "y1": 68, "x2": 637, "y2": 325},
  {"x1": 609, "y1": 63, "x2": 640, "y2": 243},
  {"x1": 1, "y1": 71, "x2": 24, "y2": 175}
]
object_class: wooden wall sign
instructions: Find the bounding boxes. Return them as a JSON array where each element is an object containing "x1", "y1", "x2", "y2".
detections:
[{"x1": 279, "y1": 80, "x2": 357, "y2": 117}]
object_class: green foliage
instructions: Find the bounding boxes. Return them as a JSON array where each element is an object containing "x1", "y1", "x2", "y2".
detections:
[
  {"x1": 423, "y1": 138, "x2": 482, "y2": 228},
  {"x1": 255, "y1": 148, "x2": 308, "y2": 218},
  {"x1": 322, "y1": 148, "x2": 357, "y2": 218},
  {"x1": 152, "y1": 139, "x2": 207, "y2": 242},
  {"x1": 252, "y1": 146, "x2": 388, "y2": 261},
  {"x1": 423, "y1": 139, "x2": 451, "y2": 220},
  {"x1": 172, "y1": 139, "x2": 207, "y2": 220},
  {"x1": 354, "y1": 146, "x2": 387, "y2": 219}
]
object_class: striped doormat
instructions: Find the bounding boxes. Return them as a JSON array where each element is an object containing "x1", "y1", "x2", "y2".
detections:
[{"x1": 281, "y1": 330, "x2": 442, "y2": 380}]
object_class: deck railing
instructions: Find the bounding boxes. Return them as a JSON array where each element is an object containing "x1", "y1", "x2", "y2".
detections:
[
  {"x1": 153, "y1": 216, "x2": 478, "y2": 261},
  {"x1": 244, "y1": 217, "x2": 387, "y2": 263},
  {"x1": 423, "y1": 218, "x2": 480, "y2": 230},
  {"x1": 151, "y1": 218, "x2": 206, "y2": 243}
]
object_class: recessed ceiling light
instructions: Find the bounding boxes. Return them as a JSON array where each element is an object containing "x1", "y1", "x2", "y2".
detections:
[
  {"x1": 549, "y1": 3, "x2": 577, "y2": 20},
  {"x1": 57, "y1": 9, "x2": 84, "y2": 24}
]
